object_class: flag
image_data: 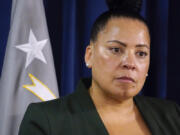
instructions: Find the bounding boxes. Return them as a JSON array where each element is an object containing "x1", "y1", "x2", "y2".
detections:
[{"x1": 0, "y1": 0, "x2": 59, "y2": 135}]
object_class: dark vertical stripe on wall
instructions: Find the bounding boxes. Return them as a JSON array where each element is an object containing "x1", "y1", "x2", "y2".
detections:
[
  {"x1": 155, "y1": 0, "x2": 169, "y2": 98},
  {"x1": 167, "y1": 0, "x2": 180, "y2": 104},
  {"x1": 142, "y1": 0, "x2": 169, "y2": 98},
  {"x1": 0, "y1": 0, "x2": 12, "y2": 76},
  {"x1": 60, "y1": 0, "x2": 77, "y2": 96},
  {"x1": 44, "y1": 0, "x2": 62, "y2": 97}
]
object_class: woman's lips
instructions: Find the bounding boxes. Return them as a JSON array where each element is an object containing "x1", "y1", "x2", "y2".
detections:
[{"x1": 116, "y1": 76, "x2": 135, "y2": 83}]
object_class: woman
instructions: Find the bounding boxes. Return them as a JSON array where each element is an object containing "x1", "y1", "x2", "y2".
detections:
[{"x1": 19, "y1": 0, "x2": 180, "y2": 135}]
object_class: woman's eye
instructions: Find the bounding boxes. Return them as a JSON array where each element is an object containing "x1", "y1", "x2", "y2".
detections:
[
  {"x1": 109, "y1": 48, "x2": 121, "y2": 54},
  {"x1": 136, "y1": 51, "x2": 148, "y2": 58}
]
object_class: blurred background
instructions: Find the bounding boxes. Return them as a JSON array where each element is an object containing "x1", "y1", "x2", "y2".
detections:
[{"x1": 1, "y1": 0, "x2": 180, "y2": 104}]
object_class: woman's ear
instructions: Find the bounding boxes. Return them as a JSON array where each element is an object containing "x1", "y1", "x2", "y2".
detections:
[{"x1": 85, "y1": 44, "x2": 93, "y2": 68}]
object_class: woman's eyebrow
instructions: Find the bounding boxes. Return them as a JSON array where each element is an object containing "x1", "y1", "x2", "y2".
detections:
[
  {"x1": 107, "y1": 40, "x2": 150, "y2": 49},
  {"x1": 136, "y1": 44, "x2": 150, "y2": 49},
  {"x1": 107, "y1": 40, "x2": 126, "y2": 47}
]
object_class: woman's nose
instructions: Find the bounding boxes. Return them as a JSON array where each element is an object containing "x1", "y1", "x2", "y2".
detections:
[
  {"x1": 122, "y1": 64, "x2": 136, "y2": 70},
  {"x1": 121, "y1": 53, "x2": 136, "y2": 70}
]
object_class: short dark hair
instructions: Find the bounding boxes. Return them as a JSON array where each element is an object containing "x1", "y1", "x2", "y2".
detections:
[{"x1": 90, "y1": 10, "x2": 149, "y2": 43}]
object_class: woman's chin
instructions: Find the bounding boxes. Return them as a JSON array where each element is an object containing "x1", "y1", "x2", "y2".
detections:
[{"x1": 105, "y1": 86, "x2": 139, "y2": 101}]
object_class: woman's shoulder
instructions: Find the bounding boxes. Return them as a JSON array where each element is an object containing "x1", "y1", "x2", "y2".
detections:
[
  {"x1": 135, "y1": 95, "x2": 180, "y2": 114},
  {"x1": 136, "y1": 95, "x2": 177, "y2": 104},
  {"x1": 27, "y1": 93, "x2": 79, "y2": 114},
  {"x1": 19, "y1": 94, "x2": 80, "y2": 135}
]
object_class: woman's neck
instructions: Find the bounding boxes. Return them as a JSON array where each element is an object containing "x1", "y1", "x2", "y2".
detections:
[{"x1": 89, "y1": 84, "x2": 135, "y2": 116}]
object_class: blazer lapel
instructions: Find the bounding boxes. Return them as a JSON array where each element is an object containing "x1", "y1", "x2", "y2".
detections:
[
  {"x1": 74, "y1": 78, "x2": 109, "y2": 135},
  {"x1": 134, "y1": 96, "x2": 164, "y2": 135}
]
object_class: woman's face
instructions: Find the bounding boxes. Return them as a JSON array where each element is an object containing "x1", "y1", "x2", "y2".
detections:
[{"x1": 85, "y1": 17, "x2": 150, "y2": 100}]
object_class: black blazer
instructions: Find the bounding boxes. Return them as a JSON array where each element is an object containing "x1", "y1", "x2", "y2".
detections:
[{"x1": 19, "y1": 78, "x2": 180, "y2": 135}]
